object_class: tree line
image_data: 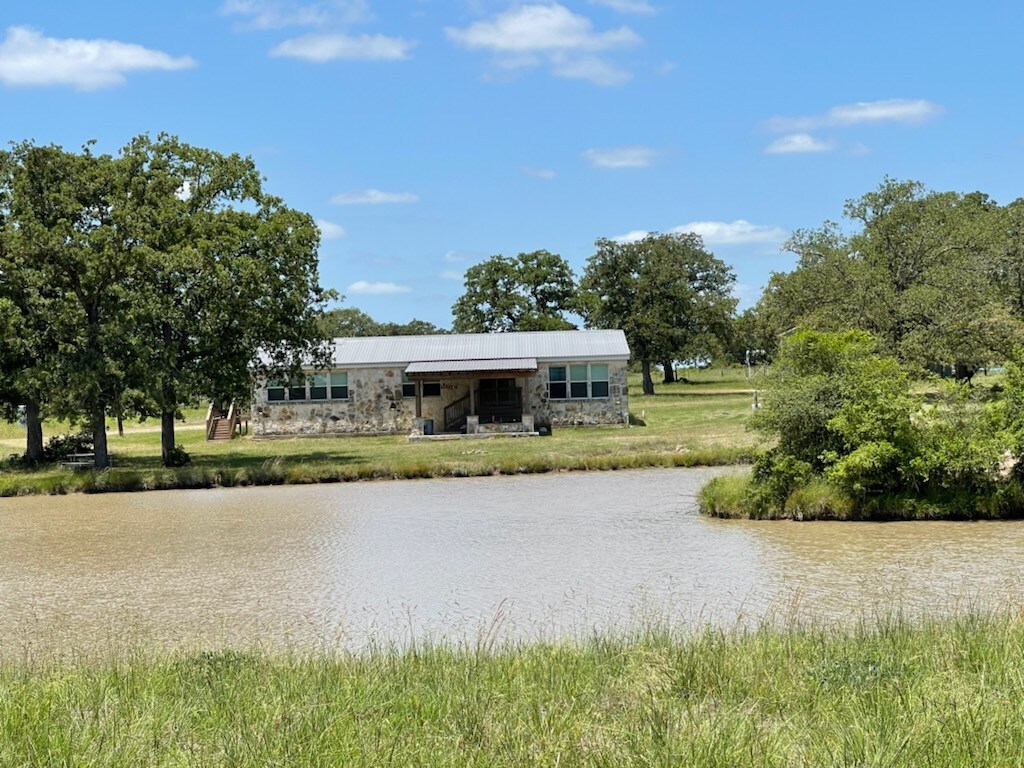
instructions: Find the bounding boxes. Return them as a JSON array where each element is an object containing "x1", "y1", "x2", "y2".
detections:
[
  {"x1": 737, "y1": 177, "x2": 1024, "y2": 382},
  {"x1": 0, "y1": 136, "x2": 331, "y2": 469}
]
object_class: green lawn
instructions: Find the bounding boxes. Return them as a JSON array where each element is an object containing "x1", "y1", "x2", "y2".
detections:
[{"x1": 0, "y1": 367, "x2": 763, "y2": 495}]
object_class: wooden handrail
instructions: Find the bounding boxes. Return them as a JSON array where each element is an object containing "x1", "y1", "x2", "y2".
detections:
[
  {"x1": 444, "y1": 393, "x2": 471, "y2": 432},
  {"x1": 205, "y1": 402, "x2": 216, "y2": 441}
]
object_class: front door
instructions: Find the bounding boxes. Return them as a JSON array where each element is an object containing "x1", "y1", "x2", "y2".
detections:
[{"x1": 477, "y1": 378, "x2": 522, "y2": 422}]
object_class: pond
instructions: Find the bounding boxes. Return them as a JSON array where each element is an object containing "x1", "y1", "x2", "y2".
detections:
[{"x1": 2, "y1": 468, "x2": 1023, "y2": 654}]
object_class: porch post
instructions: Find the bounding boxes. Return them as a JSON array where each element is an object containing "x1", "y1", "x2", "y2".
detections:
[
  {"x1": 522, "y1": 375, "x2": 530, "y2": 416},
  {"x1": 415, "y1": 380, "x2": 422, "y2": 418},
  {"x1": 469, "y1": 377, "x2": 476, "y2": 416}
]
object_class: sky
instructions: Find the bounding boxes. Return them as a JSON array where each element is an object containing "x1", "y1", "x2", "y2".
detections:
[{"x1": 2, "y1": 0, "x2": 1023, "y2": 327}]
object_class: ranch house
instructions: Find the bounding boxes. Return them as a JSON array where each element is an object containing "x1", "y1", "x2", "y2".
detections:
[{"x1": 253, "y1": 329, "x2": 630, "y2": 438}]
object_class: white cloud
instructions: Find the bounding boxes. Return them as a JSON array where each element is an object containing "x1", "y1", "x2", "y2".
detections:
[
  {"x1": 612, "y1": 229, "x2": 650, "y2": 243},
  {"x1": 764, "y1": 133, "x2": 834, "y2": 154},
  {"x1": 220, "y1": 0, "x2": 371, "y2": 29},
  {"x1": 316, "y1": 219, "x2": 346, "y2": 239},
  {"x1": 764, "y1": 98, "x2": 944, "y2": 133},
  {"x1": 446, "y1": 3, "x2": 641, "y2": 86},
  {"x1": 614, "y1": 220, "x2": 787, "y2": 246},
  {"x1": 271, "y1": 32, "x2": 413, "y2": 61},
  {"x1": 443, "y1": 251, "x2": 463, "y2": 262},
  {"x1": 347, "y1": 280, "x2": 412, "y2": 295},
  {"x1": 522, "y1": 166, "x2": 556, "y2": 179},
  {"x1": 671, "y1": 220, "x2": 787, "y2": 245},
  {"x1": 0, "y1": 26, "x2": 195, "y2": 89},
  {"x1": 583, "y1": 145, "x2": 655, "y2": 168},
  {"x1": 330, "y1": 189, "x2": 419, "y2": 204},
  {"x1": 440, "y1": 270, "x2": 464, "y2": 281},
  {"x1": 589, "y1": 0, "x2": 657, "y2": 13}
]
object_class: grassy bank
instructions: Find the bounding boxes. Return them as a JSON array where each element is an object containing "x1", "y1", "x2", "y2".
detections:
[
  {"x1": 0, "y1": 368, "x2": 760, "y2": 496},
  {"x1": 3, "y1": 615, "x2": 1024, "y2": 765},
  {"x1": 698, "y1": 472, "x2": 1024, "y2": 521}
]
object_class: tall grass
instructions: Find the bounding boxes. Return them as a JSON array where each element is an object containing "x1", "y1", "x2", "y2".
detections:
[{"x1": 2, "y1": 615, "x2": 1024, "y2": 765}]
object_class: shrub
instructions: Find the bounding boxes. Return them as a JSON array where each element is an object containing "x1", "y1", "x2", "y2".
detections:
[
  {"x1": 43, "y1": 432, "x2": 93, "y2": 462},
  {"x1": 751, "y1": 450, "x2": 813, "y2": 511},
  {"x1": 164, "y1": 444, "x2": 192, "y2": 468}
]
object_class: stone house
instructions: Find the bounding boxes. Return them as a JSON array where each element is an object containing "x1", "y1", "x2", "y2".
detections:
[{"x1": 253, "y1": 329, "x2": 631, "y2": 438}]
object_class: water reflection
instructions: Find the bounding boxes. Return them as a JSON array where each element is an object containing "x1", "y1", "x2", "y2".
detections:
[{"x1": 1, "y1": 468, "x2": 1023, "y2": 654}]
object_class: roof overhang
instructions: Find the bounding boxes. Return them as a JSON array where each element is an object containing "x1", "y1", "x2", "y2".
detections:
[{"x1": 404, "y1": 357, "x2": 538, "y2": 378}]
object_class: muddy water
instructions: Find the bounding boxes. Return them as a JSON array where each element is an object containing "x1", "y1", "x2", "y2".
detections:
[{"x1": 2, "y1": 468, "x2": 1024, "y2": 654}]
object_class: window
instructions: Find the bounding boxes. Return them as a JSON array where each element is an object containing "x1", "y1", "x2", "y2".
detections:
[
  {"x1": 570, "y1": 365, "x2": 588, "y2": 399},
  {"x1": 288, "y1": 377, "x2": 307, "y2": 401},
  {"x1": 330, "y1": 372, "x2": 349, "y2": 400},
  {"x1": 267, "y1": 379, "x2": 286, "y2": 402},
  {"x1": 590, "y1": 364, "x2": 609, "y2": 398},
  {"x1": 547, "y1": 364, "x2": 611, "y2": 399},
  {"x1": 310, "y1": 373, "x2": 328, "y2": 401},
  {"x1": 548, "y1": 366, "x2": 567, "y2": 399},
  {"x1": 402, "y1": 373, "x2": 416, "y2": 398},
  {"x1": 422, "y1": 381, "x2": 441, "y2": 397}
]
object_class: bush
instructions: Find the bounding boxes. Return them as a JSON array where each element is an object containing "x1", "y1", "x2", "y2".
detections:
[
  {"x1": 752, "y1": 450, "x2": 813, "y2": 511},
  {"x1": 43, "y1": 432, "x2": 93, "y2": 462},
  {"x1": 164, "y1": 444, "x2": 192, "y2": 467}
]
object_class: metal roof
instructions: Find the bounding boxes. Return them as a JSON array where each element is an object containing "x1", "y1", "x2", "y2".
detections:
[
  {"x1": 405, "y1": 357, "x2": 538, "y2": 375},
  {"x1": 329, "y1": 329, "x2": 629, "y2": 367}
]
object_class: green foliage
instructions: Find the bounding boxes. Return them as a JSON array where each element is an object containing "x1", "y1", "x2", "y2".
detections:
[
  {"x1": 163, "y1": 444, "x2": 192, "y2": 468},
  {"x1": 580, "y1": 232, "x2": 736, "y2": 394},
  {"x1": 751, "y1": 450, "x2": 813, "y2": 510},
  {"x1": 42, "y1": 432, "x2": 94, "y2": 462},
  {"x1": 451, "y1": 250, "x2": 577, "y2": 332},
  {"x1": 319, "y1": 306, "x2": 446, "y2": 338}
]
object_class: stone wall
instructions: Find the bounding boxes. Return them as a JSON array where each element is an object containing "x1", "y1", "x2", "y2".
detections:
[
  {"x1": 252, "y1": 367, "x2": 470, "y2": 437},
  {"x1": 253, "y1": 360, "x2": 630, "y2": 437},
  {"x1": 527, "y1": 361, "x2": 630, "y2": 428}
]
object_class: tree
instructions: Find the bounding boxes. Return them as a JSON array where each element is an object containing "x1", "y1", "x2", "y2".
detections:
[
  {"x1": 0, "y1": 137, "x2": 332, "y2": 468},
  {"x1": 580, "y1": 232, "x2": 736, "y2": 395},
  {"x1": 756, "y1": 179, "x2": 1020, "y2": 380},
  {"x1": 451, "y1": 250, "x2": 577, "y2": 332},
  {"x1": 122, "y1": 136, "x2": 334, "y2": 465},
  {"x1": 320, "y1": 306, "x2": 446, "y2": 338}
]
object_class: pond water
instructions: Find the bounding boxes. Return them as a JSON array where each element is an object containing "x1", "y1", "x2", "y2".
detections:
[{"x1": 2, "y1": 468, "x2": 1024, "y2": 654}]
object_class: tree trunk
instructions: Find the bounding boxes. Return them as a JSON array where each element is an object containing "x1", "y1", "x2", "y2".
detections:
[
  {"x1": 161, "y1": 379, "x2": 176, "y2": 466},
  {"x1": 92, "y1": 404, "x2": 109, "y2": 469},
  {"x1": 662, "y1": 359, "x2": 675, "y2": 384},
  {"x1": 25, "y1": 400, "x2": 43, "y2": 463},
  {"x1": 641, "y1": 359, "x2": 655, "y2": 395},
  {"x1": 954, "y1": 361, "x2": 977, "y2": 385},
  {"x1": 117, "y1": 412, "x2": 124, "y2": 437}
]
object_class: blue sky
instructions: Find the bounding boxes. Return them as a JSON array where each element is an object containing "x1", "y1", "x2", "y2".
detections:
[{"x1": 2, "y1": 0, "x2": 1022, "y2": 327}]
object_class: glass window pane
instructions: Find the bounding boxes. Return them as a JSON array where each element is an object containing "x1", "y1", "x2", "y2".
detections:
[
  {"x1": 312, "y1": 373, "x2": 328, "y2": 387},
  {"x1": 591, "y1": 381, "x2": 609, "y2": 398},
  {"x1": 570, "y1": 365, "x2": 588, "y2": 382},
  {"x1": 570, "y1": 382, "x2": 588, "y2": 398},
  {"x1": 331, "y1": 372, "x2": 348, "y2": 387},
  {"x1": 267, "y1": 387, "x2": 285, "y2": 402},
  {"x1": 590, "y1": 364, "x2": 608, "y2": 382},
  {"x1": 402, "y1": 383, "x2": 416, "y2": 398},
  {"x1": 549, "y1": 366, "x2": 566, "y2": 382},
  {"x1": 288, "y1": 386, "x2": 306, "y2": 401},
  {"x1": 549, "y1": 382, "x2": 567, "y2": 399},
  {"x1": 423, "y1": 382, "x2": 441, "y2": 397},
  {"x1": 310, "y1": 386, "x2": 327, "y2": 400}
]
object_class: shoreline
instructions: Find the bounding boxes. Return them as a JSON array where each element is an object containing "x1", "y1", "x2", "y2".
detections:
[{"x1": 0, "y1": 446, "x2": 753, "y2": 498}]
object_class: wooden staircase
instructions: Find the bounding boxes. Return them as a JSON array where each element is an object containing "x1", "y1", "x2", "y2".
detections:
[
  {"x1": 444, "y1": 394, "x2": 471, "y2": 433},
  {"x1": 206, "y1": 401, "x2": 243, "y2": 441}
]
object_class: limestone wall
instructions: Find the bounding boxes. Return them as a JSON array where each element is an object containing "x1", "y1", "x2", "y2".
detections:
[
  {"x1": 253, "y1": 367, "x2": 469, "y2": 437},
  {"x1": 527, "y1": 361, "x2": 630, "y2": 428}
]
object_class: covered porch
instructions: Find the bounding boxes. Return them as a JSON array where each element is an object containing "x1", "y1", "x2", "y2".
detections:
[{"x1": 405, "y1": 357, "x2": 539, "y2": 437}]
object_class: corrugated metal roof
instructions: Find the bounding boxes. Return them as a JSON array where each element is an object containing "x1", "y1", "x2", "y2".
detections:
[
  {"x1": 329, "y1": 329, "x2": 629, "y2": 367},
  {"x1": 405, "y1": 357, "x2": 538, "y2": 375}
]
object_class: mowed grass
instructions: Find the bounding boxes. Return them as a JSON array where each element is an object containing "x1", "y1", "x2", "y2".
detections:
[
  {"x1": 3, "y1": 614, "x2": 1024, "y2": 766},
  {"x1": 0, "y1": 367, "x2": 762, "y2": 496}
]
